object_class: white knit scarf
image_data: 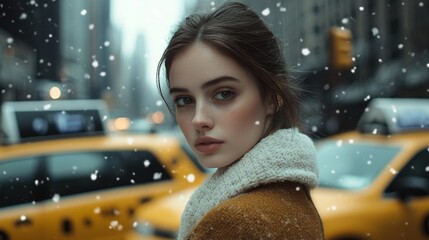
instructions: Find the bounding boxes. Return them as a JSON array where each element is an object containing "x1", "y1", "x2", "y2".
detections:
[{"x1": 178, "y1": 128, "x2": 319, "y2": 240}]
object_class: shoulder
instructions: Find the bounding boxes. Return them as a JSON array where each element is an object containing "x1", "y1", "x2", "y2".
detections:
[{"x1": 189, "y1": 181, "x2": 324, "y2": 240}]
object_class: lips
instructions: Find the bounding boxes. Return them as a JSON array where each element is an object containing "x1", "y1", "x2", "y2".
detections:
[{"x1": 194, "y1": 136, "x2": 224, "y2": 154}]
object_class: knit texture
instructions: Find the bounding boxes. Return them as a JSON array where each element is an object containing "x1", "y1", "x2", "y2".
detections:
[{"x1": 178, "y1": 128, "x2": 318, "y2": 240}]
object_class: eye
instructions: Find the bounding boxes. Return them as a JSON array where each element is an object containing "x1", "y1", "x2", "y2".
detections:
[
  {"x1": 174, "y1": 96, "x2": 194, "y2": 107},
  {"x1": 214, "y1": 90, "x2": 235, "y2": 101}
]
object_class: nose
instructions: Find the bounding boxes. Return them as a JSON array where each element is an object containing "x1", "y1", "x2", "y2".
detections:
[{"x1": 192, "y1": 102, "x2": 213, "y2": 131}]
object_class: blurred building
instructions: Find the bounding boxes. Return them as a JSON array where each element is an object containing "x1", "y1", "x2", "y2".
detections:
[
  {"x1": 0, "y1": 28, "x2": 36, "y2": 102},
  {"x1": 0, "y1": 0, "x2": 57, "y2": 102},
  {"x1": 193, "y1": 0, "x2": 428, "y2": 137},
  {"x1": 59, "y1": 0, "x2": 111, "y2": 100},
  {"x1": 328, "y1": 0, "x2": 429, "y2": 135},
  {"x1": 0, "y1": 0, "x2": 111, "y2": 103}
]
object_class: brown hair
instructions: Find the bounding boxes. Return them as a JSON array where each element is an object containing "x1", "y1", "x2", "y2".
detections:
[{"x1": 157, "y1": 1, "x2": 302, "y2": 134}]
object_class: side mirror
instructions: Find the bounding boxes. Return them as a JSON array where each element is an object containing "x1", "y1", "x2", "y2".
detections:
[{"x1": 394, "y1": 176, "x2": 429, "y2": 202}]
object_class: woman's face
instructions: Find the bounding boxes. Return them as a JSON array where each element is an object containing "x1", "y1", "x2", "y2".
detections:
[{"x1": 169, "y1": 42, "x2": 274, "y2": 168}]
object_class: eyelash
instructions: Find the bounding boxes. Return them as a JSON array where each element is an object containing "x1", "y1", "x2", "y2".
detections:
[
  {"x1": 174, "y1": 96, "x2": 194, "y2": 108},
  {"x1": 173, "y1": 89, "x2": 236, "y2": 108},
  {"x1": 214, "y1": 90, "x2": 235, "y2": 102}
]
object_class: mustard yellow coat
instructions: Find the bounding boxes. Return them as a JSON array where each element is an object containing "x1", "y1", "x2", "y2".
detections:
[{"x1": 189, "y1": 181, "x2": 325, "y2": 240}]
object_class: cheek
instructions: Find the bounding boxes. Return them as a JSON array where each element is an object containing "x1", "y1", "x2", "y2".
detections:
[
  {"x1": 176, "y1": 111, "x2": 193, "y2": 136},
  {"x1": 223, "y1": 97, "x2": 266, "y2": 131}
]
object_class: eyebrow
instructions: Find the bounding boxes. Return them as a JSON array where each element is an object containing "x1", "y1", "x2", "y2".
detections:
[{"x1": 169, "y1": 76, "x2": 239, "y2": 94}]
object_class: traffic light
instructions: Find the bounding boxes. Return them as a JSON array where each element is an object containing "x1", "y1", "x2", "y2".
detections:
[{"x1": 329, "y1": 27, "x2": 353, "y2": 70}]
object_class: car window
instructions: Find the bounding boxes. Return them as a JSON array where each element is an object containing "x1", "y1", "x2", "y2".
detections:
[
  {"x1": 47, "y1": 152, "x2": 107, "y2": 197},
  {"x1": 0, "y1": 157, "x2": 41, "y2": 208},
  {"x1": 47, "y1": 150, "x2": 172, "y2": 198},
  {"x1": 317, "y1": 141, "x2": 401, "y2": 190},
  {"x1": 0, "y1": 150, "x2": 172, "y2": 209},
  {"x1": 385, "y1": 147, "x2": 429, "y2": 194}
]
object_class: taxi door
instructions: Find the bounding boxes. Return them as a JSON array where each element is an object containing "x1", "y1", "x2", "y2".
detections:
[
  {"x1": 373, "y1": 197, "x2": 422, "y2": 239},
  {"x1": 38, "y1": 149, "x2": 177, "y2": 240},
  {"x1": 381, "y1": 147, "x2": 429, "y2": 239},
  {"x1": 407, "y1": 197, "x2": 429, "y2": 239},
  {"x1": 40, "y1": 181, "x2": 178, "y2": 240}
]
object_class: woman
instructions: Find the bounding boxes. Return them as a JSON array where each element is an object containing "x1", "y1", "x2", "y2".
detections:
[{"x1": 157, "y1": 1, "x2": 324, "y2": 239}]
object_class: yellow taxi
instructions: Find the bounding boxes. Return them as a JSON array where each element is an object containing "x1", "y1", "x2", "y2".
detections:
[
  {"x1": 126, "y1": 98, "x2": 429, "y2": 240},
  {"x1": 0, "y1": 100, "x2": 208, "y2": 240}
]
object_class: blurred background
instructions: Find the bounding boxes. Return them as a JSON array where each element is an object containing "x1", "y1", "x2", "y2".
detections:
[{"x1": 1, "y1": 0, "x2": 427, "y2": 138}]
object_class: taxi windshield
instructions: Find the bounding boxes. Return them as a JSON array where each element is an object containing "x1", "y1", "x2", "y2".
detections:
[{"x1": 317, "y1": 141, "x2": 401, "y2": 190}]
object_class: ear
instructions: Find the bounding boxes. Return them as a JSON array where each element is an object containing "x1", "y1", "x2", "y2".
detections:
[{"x1": 266, "y1": 94, "x2": 280, "y2": 115}]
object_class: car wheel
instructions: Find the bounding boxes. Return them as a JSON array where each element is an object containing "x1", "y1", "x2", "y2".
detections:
[{"x1": 0, "y1": 231, "x2": 9, "y2": 240}]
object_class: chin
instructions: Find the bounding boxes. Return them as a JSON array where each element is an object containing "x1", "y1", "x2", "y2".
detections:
[{"x1": 202, "y1": 158, "x2": 238, "y2": 169}]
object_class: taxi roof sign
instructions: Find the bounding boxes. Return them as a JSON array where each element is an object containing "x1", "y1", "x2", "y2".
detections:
[
  {"x1": 1, "y1": 99, "x2": 109, "y2": 144},
  {"x1": 357, "y1": 98, "x2": 429, "y2": 135}
]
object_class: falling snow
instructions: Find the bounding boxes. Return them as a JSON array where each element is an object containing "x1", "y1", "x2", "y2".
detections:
[
  {"x1": 19, "y1": 13, "x2": 28, "y2": 20},
  {"x1": 301, "y1": 48, "x2": 311, "y2": 56},
  {"x1": 153, "y1": 172, "x2": 162, "y2": 180},
  {"x1": 261, "y1": 8, "x2": 270, "y2": 16},
  {"x1": 371, "y1": 27, "x2": 379, "y2": 36},
  {"x1": 52, "y1": 194, "x2": 60, "y2": 203},
  {"x1": 109, "y1": 220, "x2": 123, "y2": 231},
  {"x1": 94, "y1": 207, "x2": 101, "y2": 214},
  {"x1": 91, "y1": 170, "x2": 98, "y2": 181},
  {"x1": 311, "y1": 126, "x2": 318, "y2": 132},
  {"x1": 43, "y1": 104, "x2": 52, "y2": 110},
  {"x1": 92, "y1": 60, "x2": 99, "y2": 68},
  {"x1": 186, "y1": 174, "x2": 195, "y2": 183}
]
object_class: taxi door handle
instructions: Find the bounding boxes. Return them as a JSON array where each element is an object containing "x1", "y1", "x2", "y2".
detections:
[
  {"x1": 15, "y1": 217, "x2": 33, "y2": 227},
  {"x1": 101, "y1": 207, "x2": 119, "y2": 217},
  {"x1": 62, "y1": 218, "x2": 73, "y2": 234}
]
